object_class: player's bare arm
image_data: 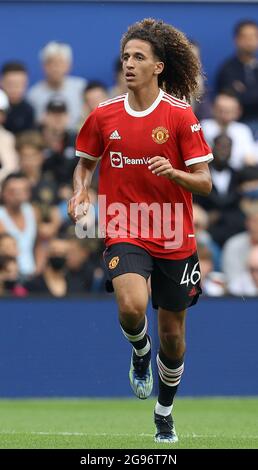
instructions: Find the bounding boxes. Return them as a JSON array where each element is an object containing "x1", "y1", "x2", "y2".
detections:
[
  {"x1": 148, "y1": 157, "x2": 212, "y2": 196},
  {"x1": 68, "y1": 157, "x2": 98, "y2": 223}
]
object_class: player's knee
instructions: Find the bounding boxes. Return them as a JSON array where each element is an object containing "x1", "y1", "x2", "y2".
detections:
[
  {"x1": 119, "y1": 296, "x2": 145, "y2": 316},
  {"x1": 119, "y1": 298, "x2": 146, "y2": 326},
  {"x1": 160, "y1": 331, "x2": 184, "y2": 347}
]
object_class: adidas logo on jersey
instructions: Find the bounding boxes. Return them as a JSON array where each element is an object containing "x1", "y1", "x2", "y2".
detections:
[{"x1": 110, "y1": 130, "x2": 121, "y2": 140}]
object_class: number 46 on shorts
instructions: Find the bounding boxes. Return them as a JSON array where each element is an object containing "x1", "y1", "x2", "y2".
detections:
[{"x1": 180, "y1": 262, "x2": 201, "y2": 286}]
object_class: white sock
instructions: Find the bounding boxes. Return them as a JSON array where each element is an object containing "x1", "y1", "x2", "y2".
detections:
[
  {"x1": 155, "y1": 401, "x2": 173, "y2": 417},
  {"x1": 134, "y1": 338, "x2": 151, "y2": 357}
]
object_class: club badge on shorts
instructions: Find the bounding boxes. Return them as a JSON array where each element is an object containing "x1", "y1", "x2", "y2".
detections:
[
  {"x1": 152, "y1": 126, "x2": 169, "y2": 144},
  {"x1": 109, "y1": 256, "x2": 119, "y2": 269}
]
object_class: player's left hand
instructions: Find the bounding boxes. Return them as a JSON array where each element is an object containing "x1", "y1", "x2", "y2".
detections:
[{"x1": 148, "y1": 156, "x2": 176, "y2": 180}]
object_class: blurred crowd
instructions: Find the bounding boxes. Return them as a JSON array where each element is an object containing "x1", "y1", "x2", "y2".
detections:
[{"x1": 0, "y1": 20, "x2": 258, "y2": 298}]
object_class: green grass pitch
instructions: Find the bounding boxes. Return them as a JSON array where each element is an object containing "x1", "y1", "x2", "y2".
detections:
[{"x1": 0, "y1": 398, "x2": 257, "y2": 449}]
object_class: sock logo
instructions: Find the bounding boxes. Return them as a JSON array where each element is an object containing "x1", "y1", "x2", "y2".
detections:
[{"x1": 109, "y1": 256, "x2": 119, "y2": 269}]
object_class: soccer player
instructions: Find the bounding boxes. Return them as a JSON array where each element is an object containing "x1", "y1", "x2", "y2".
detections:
[{"x1": 68, "y1": 18, "x2": 213, "y2": 443}]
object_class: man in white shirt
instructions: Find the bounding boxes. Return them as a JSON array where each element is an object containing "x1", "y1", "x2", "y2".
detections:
[
  {"x1": 201, "y1": 91, "x2": 257, "y2": 169},
  {"x1": 228, "y1": 245, "x2": 258, "y2": 296},
  {"x1": 28, "y1": 42, "x2": 87, "y2": 131}
]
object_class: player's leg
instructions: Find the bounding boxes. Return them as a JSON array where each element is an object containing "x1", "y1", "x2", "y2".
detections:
[
  {"x1": 104, "y1": 243, "x2": 153, "y2": 399},
  {"x1": 113, "y1": 273, "x2": 153, "y2": 399},
  {"x1": 154, "y1": 308, "x2": 186, "y2": 443},
  {"x1": 151, "y1": 252, "x2": 201, "y2": 442},
  {"x1": 113, "y1": 272, "x2": 149, "y2": 333}
]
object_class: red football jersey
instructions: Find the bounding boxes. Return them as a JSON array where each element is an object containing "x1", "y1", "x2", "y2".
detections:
[{"x1": 76, "y1": 89, "x2": 213, "y2": 259}]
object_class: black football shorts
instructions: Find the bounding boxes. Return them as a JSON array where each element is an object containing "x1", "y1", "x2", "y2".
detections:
[{"x1": 103, "y1": 242, "x2": 202, "y2": 312}]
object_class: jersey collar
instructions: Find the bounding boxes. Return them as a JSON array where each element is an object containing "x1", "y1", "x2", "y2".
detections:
[{"x1": 124, "y1": 89, "x2": 164, "y2": 117}]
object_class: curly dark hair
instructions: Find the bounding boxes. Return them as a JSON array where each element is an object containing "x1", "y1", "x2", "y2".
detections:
[{"x1": 121, "y1": 18, "x2": 202, "y2": 102}]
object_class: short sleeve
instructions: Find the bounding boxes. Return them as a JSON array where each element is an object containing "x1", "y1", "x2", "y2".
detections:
[
  {"x1": 76, "y1": 109, "x2": 104, "y2": 161},
  {"x1": 177, "y1": 107, "x2": 213, "y2": 167}
]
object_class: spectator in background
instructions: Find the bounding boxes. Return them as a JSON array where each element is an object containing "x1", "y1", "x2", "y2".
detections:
[
  {"x1": 190, "y1": 40, "x2": 212, "y2": 121},
  {"x1": 28, "y1": 41, "x2": 86, "y2": 130},
  {"x1": 216, "y1": 20, "x2": 258, "y2": 138},
  {"x1": 0, "y1": 233, "x2": 27, "y2": 297},
  {"x1": 195, "y1": 134, "x2": 245, "y2": 246},
  {"x1": 0, "y1": 253, "x2": 26, "y2": 297},
  {"x1": 197, "y1": 244, "x2": 226, "y2": 296},
  {"x1": 0, "y1": 173, "x2": 38, "y2": 278},
  {"x1": 238, "y1": 165, "x2": 258, "y2": 214},
  {"x1": 41, "y1": 98, "x2": 77, "y2": 188},
  {"x1": 16, "y1": 130, "x2": 59, "y2": 219},
  {"x1": 193, "y1": 203, "x2": 221, "y2": 271},
  {"x1": 39, "y1": 98, "x2": 77, "y2": 244},
  {"x1": 109, "y1": 56, "x2": 127, "y2": 98},
  {"x1": 66, "y1": 238, "x2": 96, "y2": 293},
  {"x1": 25, "y1": 238, "x2": 68, "y2": 297},
  {"x1": 0, "y1": 233, "x2": 26, "y2": 296},
  {"x1": 0, "y1": 233, "x2": 18, "y2": 260},
  {"x1": 228, "y1": 245, "x2": 258, "y2": 296},
  {"x1": 78, "y1": 81, "x2": 109, "y2": 128},
  {"x1": 16, "y1": 130, "x2": 50, "y2": 192},
  {"x1": 222, "y1": 206, "x2": 258, "y2": 284},
  {"x1": 1, "y1": 61, "x2": 34, "y2": 134},
  {"x1": 16, "y1": 130, "x2": 62, "y2": 273},
  {"x1": 0, "y1": 90, "x2": 19, "y2": 186},
  {"x1": 201, "y1": 91, "x2": 257, "y2": 169}
]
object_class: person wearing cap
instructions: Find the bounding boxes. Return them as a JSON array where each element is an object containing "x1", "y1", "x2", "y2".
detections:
[
  {"x1": 43, "y1": 98, "x2": 70, "y2": 135},
  {"x1": 27, "y1": 41, "x2": 87, "y2": 130},
  {"x1": 0, "y1": 89, "x2": 19, "y2": 186},
  {"x1": 40, "y1": 98, "x2": 78, "y2": 189}
]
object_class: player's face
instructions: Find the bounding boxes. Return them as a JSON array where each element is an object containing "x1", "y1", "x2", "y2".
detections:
[{"x1": 122, "y1": 39, "x2": 163, "y2": 90}]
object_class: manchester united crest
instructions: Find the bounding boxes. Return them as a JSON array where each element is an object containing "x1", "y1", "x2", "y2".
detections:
[
  {"x1": 152, "y1": 127, "x2": 169, "y2": 144},
  {"x1": 109, "y1": 256, "x2": 119, "y2": 269}
]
